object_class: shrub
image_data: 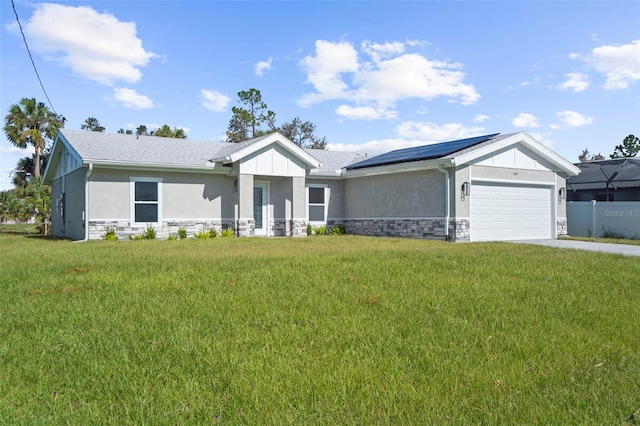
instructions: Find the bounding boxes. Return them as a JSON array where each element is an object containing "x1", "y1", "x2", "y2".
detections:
[
  {"x1": 177, "y1": 228, "x2": 187, "y2": 239},
  {"x1": 193, "y1": 229, "x2": 211, "y2": 239},
  {"x1": 330, "y1": 224, "x2": 346, "y2": 235},
  {"x1": 129, "y1": 233, "x2": 145, "y2": 241},
  {"x1": 104, "y1": 228, "x2": 118, "y2": 241},
  {"x1": 209, "y1": 228, "x2": 218, "y2": 238},
  {"x1": 313, "y1": 226, "x2": 327, "y2": 235},
  {"x1": 144, "y1": 225, "x2": 156, "y2": 240},
  {"x1": 220, "y1": 228, "x2": 235, "y2": 238},
  {"x1": 306, "y1": 223, "x2": 313, "y2": 236},
  {"x1": 167, "y1": 234, "x2": 178, "y2": 240},
  {"x1": 601, "y1": 227, "x2": 625, "y2": 239}
]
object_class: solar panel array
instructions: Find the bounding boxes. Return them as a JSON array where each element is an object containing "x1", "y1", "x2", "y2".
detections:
[{"x1": 346, "y1": 133, "x2": 500, "y2": 170}]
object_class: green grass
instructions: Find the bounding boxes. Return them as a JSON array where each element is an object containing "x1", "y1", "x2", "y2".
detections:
[{"x1": 1, "y1": 231, "x2": 639, "y2": 424}]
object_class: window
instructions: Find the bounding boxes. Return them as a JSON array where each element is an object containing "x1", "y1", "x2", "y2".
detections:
[
  {"x1": 131, "y1": 178, "x2": 162, "y2": 224},
  {"x1": 307, "y1": 186, "x2": 326, "y2": 222}
]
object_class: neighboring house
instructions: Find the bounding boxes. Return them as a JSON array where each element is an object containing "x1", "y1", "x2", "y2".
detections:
[
  {"x1": 567, "y1": 158, "x2": 640, "y2": 202},
  {"x1": 43, "y1": 130, "x2": 579, "y2": 242}
]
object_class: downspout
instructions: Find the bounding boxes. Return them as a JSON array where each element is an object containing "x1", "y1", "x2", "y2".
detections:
[
  {"x1": 75, "y1": 163, "x2": 93, "y2": 242},
  {"x1": 437, "y1": 164, "x2": 450, "y2": 240}
]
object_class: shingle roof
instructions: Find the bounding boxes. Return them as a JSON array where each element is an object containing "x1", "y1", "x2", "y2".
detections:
[
  {"x1": 345, "y1": 133, "x2": 501, "y2": 170},
  {"x1": 567, "y1": 158, "x2": 640, "y2": 190},
  {"x1": 304, "y1": 148, "x2": 363, "y2": 173},
  {"x1": 60, "y1": 129, "x2": 227, "y2": 167}
]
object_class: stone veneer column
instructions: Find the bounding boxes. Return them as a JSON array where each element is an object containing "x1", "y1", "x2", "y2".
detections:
[
  {"x1": 237, "y1": 173, "x2": 255, "y2": 237},
  {"x1": 291, "y1": 176, "x2": 307, "y2": 236}
]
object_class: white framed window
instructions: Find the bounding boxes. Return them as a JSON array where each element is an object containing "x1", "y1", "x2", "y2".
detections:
[
  {"x1": 130, "y1": 178, "x2": 162, "y2": 225},
  {"x1": 307, "y1": 185, "x2": 327, "y2": 223}
]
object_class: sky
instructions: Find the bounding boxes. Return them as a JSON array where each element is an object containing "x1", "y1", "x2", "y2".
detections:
[{"x1": 1, "y1": 0, "x2": 639, "y2": 191}]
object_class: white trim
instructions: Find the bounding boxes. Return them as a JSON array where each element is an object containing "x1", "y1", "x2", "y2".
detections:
[
  {"x1": 253, "y1": 181, "x2": 269, "y2": 236},
  {"x1": 306, "y1": 184, "x2": 328, "y2": 224},
  {"x1": 130, "y1": 177, "x2": 163, "y2": 225},
  {"x1": 83, "y1": 160, "x2": 230, "y2": 174},
  {"x1": 344, "y1": 158, "x2": 454, "y2": 178},
  {"x1": 454, "y1": 132, "x2": 580, "y2": 176},
  {"x1": 470, "y1": 177, "x2": 555, "y2": 186},
  {"x1": 223, "y1": 132, "x2": 320, "y2": 168}
]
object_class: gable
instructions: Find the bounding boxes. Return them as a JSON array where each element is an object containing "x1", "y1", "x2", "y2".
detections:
[
  {"x1": 238, "y1": 144, "x2": 307, "y2": 177},
  {"x1": 43, "y1": 132, "x2": 83, "y2": 183},
  {"x1": 471, "y1": 144, "x2": 553, "y2": 171}
]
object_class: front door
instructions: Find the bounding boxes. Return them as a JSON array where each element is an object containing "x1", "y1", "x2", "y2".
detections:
[{"x1": 253, "y1": 183, "x2": 268, "y2": 236}]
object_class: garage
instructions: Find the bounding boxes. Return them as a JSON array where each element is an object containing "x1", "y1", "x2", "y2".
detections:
[{"x1": 470, "y1": 182, "x2": 554, "y2": 242}]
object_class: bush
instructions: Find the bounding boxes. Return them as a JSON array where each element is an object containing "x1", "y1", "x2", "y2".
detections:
[
  {"x1": 167, "y1": 234, "x2": 178, "y2": 240},
  {"x1": 104, "y1": 228, "x2": 118, "y2": 241},
  {"x1": 220, "y1": 228, "x2": 234, "y2": 238},
  {"x1": 601, "y1": 227, "x2": 625, "y2": 239},
  {"x1": 177, "y1": 228, "x2": 187, "y2": 239},
  {"x1": 144, "y1": 225, "x2": 156, "y2": 240},
  {"x1": 193, "y1": 229, "x2": 211, "y2": 239},
  {"x1": 209, "y1": 228, "x2": 218, "y2": 238},
  {"x1": 129, "y1": 233, "x2": 145, "y2": 241},
  {"x1": 306, "y1": 223, "x2": 313, "y2": 236},
  {"x1": 313, "y1": 226, "x2": 327, "y2": 235},
  {"x1": 330, "y1": 225, "x2": 346, "y2": 235}
]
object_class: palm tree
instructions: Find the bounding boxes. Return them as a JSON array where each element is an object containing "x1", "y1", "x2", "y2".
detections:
[{"x1": 3, "y1": 98, "x2": 64, "y2": 178}]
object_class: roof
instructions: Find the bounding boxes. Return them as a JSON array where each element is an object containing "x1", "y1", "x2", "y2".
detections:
[
  {"x1": 567, "y1": 158, "x2": 640, "y2": 191},
  {"x1": 55, "y1": 129, "x2": 227, "y2": 168},
  {"x1": 305, "y1": 148, "x2": 363, "y2": 174},
  {"x1": 44, "y1": 130, "x2": 321, "y2": 180},
  {"x1": 346, "y1": 133, "x2": 500, "y2": 170}
]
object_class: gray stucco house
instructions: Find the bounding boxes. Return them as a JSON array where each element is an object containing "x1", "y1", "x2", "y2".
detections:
[{"x1": 43, "y1": 129, "x2": 580, "y2": 242}]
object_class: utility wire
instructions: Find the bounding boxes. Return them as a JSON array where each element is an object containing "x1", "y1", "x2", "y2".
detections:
[{"x1": 11, "y1": 0, "x2": 60, "y2": 117}]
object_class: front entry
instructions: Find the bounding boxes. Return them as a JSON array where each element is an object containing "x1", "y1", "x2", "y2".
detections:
[{"x1": 253, "y1": 183, "x2": 268, "y2": 236}]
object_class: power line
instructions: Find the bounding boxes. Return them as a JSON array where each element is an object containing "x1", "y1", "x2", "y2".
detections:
[{"x1": 10, "y1": 0, "x2": 60, "y2": 117}]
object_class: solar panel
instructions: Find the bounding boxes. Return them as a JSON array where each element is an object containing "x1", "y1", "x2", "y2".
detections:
[{"x1": 346, "y1": 133, "x2": 500, "y2": 170}]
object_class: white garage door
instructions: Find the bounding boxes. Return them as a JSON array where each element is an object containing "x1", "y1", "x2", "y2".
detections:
[{"x1": 470, "y1": 182, "x2": 553, "y2": 242}]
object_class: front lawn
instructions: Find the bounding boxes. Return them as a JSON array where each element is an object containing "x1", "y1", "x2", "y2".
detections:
[{"x1": 1, "y1": 233, "x2": 638, "y2": 424}]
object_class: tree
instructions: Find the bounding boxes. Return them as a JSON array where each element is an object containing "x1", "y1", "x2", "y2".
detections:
[
  {"x1": 578, "y1": 148, "x2": 605, "y2": 162},
  {"x1": 3, "y1": 98, "x2": 64, "y2": 178},
  {"x1": 136, "y1": 125, "x2": 152, "y2": 136},
  {"x1": 610, "y1": 134, "x2": 640, "y2": 159},
  {"x1": 226, "y1": 88, "x2": 276, "y2": 143},
  {"x1": 117, "y1": 128, "x2": 134, "y2": 134},
  {"x1": 153, "y1": 124, "x2": 187, "y2": 139},
  {"x1": 81, "y1": 117, "x2": 105, "y2": 132},
  {"x1": 278, "y1": 117, "x2": 327, "y2": 149},
  {"x1": 0, "y1": 190, "x2": 21, "y2": 223}
]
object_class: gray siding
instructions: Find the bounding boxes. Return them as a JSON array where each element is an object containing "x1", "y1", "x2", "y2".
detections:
[{"x1": 344, "y1": 169, "x2": 446, "y2": 218}]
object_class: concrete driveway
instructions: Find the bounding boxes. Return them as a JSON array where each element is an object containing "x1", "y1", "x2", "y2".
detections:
[{"x1": 508, "y1": 239, "x2": 640, "y2": 257}]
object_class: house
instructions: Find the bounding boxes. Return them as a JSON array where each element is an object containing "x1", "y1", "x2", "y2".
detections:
[
  {"x1": 43, "y1": 129, "x2": 580, "y2": 242},
  {"x1": 567, "y1": 158, "x2": 640, "y2": 202}
]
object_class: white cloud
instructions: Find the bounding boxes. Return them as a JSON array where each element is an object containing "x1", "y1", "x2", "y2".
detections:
[
  {"x1": 555, "y1": 110, "x2": 594, "y2": 127},
  {"x1": 556, "y1": 72, "x2": 590, "y2": 92},
  {"x1": 473, "y1": 114, "x2": 490, "y2": 123},
  {"x1": 0, "y1": 145, "x2": 35, "y2": 155},
  {"x1": 327, "y1": 138, "x2": 425, "y2": 156},
  {"x1": 200, "y1": 89, "x2": 230, "y2": 112},
  {"x1": 568, "y1": 53, "x2": 580, "y2": 60},
  {"x1": 361, "y1": 40, "x2": 405, "y2": 63},
  {"x1": 395, "y1": 122, "x2": 485, "y2": 141},
  {"x1": 512, "y1": 113, "x2": 540, "y2": 128},
  {"x1": 335, "y1": 104, "x2": 398, "y2": 120},
  {"x1": 14, "y1": 3, "x2": 157, "y2": 86},
  {"x1": 254, "y1": 57, "x2": 273, "y2": 76},
  {"x1": 111, "y1": 88, "x2": 154, "y2": 109},
  {"x1": 528, "y1": 132, "x2": 556, "y2": 148},
  {"x1": 586, "y1": 40, "x2": 640, "y2": 89},
  {"x1": 299, "y1": 39, "x2": 479, "y2": 114}
]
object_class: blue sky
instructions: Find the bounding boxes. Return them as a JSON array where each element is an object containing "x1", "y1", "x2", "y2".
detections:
[{"x1": 1, "y1": 0, "x2": 639, "y2": 190}]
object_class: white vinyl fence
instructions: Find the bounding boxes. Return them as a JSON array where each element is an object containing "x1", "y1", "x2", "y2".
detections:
[{"x1": 567, "y1": 201, "x2": 640, "y2": 239}]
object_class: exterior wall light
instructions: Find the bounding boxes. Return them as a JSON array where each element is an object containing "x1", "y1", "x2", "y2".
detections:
[
  {"x1": 558, "y1": 187, "x2": 566, "y2": 201},
  {"x1": 462, "y1": 182, "x2": 471, "y2": 196}
]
